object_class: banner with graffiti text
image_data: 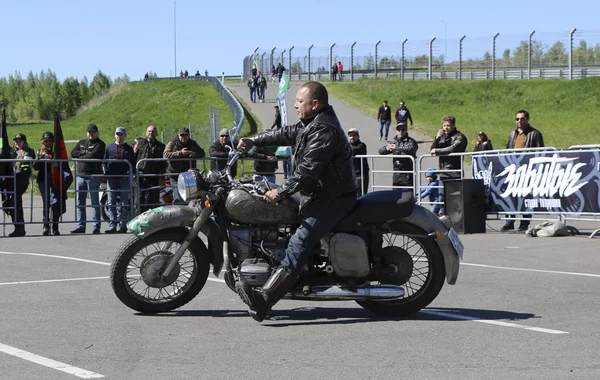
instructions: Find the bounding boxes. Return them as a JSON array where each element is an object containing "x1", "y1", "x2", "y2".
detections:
[{"x1": 472, "y1": 150, "x2": 600, "y2": 214}]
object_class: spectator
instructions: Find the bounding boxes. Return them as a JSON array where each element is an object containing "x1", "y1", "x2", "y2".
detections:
[
  {"x1": 257, "y1": 72, "x2": 267, "y2": 103},
  {"x1": 248, "y1": 74, "x2": 258, "y2": 103},
  {"x1": 271, "y1": 105, "x2": 291, "y2": 179},
  {"x1": 348, "y1": 128, "x2": 369, "y2": 196},
  {"x1": 248, "y1": 146, "x2": 278, "y2": 183},
  {"x1": 135, "y1": 125, "x2": 167, "y2": 213},
  {"x1": 4, "y1": 133, "x2": 35, "y2": 237},
  {"x1": 337, "y1": 61, "x2": 343, "y2": 81},
  {"x1": 377, "y1": 100, "x2": 392, "y2": 141},
  {"x1": 34, "y1": 131, "x2": 71, "y2": 236},
  {"x1": 379, "y1": 123, "x2": 418, "y2": 188},
  {"x1": 501, "y1": 110, "x2": 544, "y2": 232},
  {"x1": 394, "y1": 100, "x2": 413, "y2": 130},
  {"x1": 195, "y1": 70, "x2": 200, "y2": 78},
  {"x1": 179, "y1": 70, "x2": 183, "y2": 78},
  {"x1": 205, "y1": 69, "x2": 209, "y2": 77},
  {"x1": 473, "y1": 131, "x2": 494, "y2": 151},
  {"x1": 103, "y1": 127, "x2": 135, "y2": 234},
  {"x1": 272, "y1": 105, "x2": 282, "y2": 130},
  {"x1": 331, "y1": 62, "x2": 338, "y2": 81},
  {"x1": 251, "y1": 65, "x2": 258, "y2": 77},
  {"x1": 70, "y1": 123, "x2": 106, "y2": 234},
  {"x1": 270, "y1": 64, "x2": 277, "y2": 83},
  {"x1": 430, "y1": 115, "x2": 468, "y2": 215},
  {"x1": 420, "y1": 167, "x2": 441, "y2": 215},
  {"x1": 164, "y1": 127, "x2": 205, "y2": 203},
  {"x1": 209, "y1": 129, "x2": 237, "y2": 178},
  {"x1": 144, "y1": 72, "x2": 149, "y2": 80},
  {"x1": 276, "y1": 63, "x2": 286, "y2": 82}
]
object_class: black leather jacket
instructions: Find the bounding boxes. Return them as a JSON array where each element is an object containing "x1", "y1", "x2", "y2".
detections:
[
  {"x1": 430, "y1": 129, "x2": 468, "y2": 178},
  {"x1": 253, "y1": 105, "x2": 357, "y2": 199}
]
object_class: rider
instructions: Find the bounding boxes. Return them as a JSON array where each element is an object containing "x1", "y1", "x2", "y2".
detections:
[{"x1": 236, "y1": 81, "x2": 358, "y2": 322}]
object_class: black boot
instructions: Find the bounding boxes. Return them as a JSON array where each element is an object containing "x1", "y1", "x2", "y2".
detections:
[
  {"x1": 52, "y1": 223, "x2": 60, "y2": 236},
  {"x1": 43, "y1": 224, "x2": 50, "y2": 236},
  {"x1": 9, "y1": 225, "x2": 26, "y2": 237},
  {"x1": 236, "y1": 267, "x2": 296, "y2": 322}
]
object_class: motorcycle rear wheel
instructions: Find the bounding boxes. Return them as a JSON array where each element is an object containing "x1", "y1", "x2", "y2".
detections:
[
  {"x1": 356, "y1": 222, "x2": 446, "y2": 316},
  {"x1": 110, "y1": 227, "x2": 210, "y2": 313}
]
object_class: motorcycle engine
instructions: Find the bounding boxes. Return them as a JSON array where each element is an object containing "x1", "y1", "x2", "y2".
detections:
[{"x1": 322, "y1": 233, "x2": 370, "y2": 278}]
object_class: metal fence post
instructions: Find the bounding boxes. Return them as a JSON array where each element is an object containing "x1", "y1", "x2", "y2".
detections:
[
  {"x1": 281, "y1": 50, "x2": 286, "y2": 69},
  {"x1": 428, "y1": 37, "x2": 436, "y2": 80},
  {"x1": 261, "y1": 52, "x2": 266, "y2": 74},
  {"x1": 329, "y1": 43, "x2": 336, "y2": 80},
  {"x1": 569, "y1": 28, "x2": 576, "y2": 80},
  {"x1": 528, "y1": 30, "x2": 535, "y2": 80},
  {"x1": 492, "y1": 33, "x2": 499, "y2": 80},
  {"x1": 351, "y1": 41, "x2": 356, "y2": 81},
  {"x1": 459, "y1": 36, "x2": 465, "y2": 80},
  {"x1": 308, "y1": 45, "x2": 314, "y2": 81},
  {"x1": 289, "y1": 46, "x2": 294, "y2": 78},
  {"x1": 374, "y1": 40, "x2": 381, "y2": 78},
  {"x1": 401, "y1": 39, "x2": 407, "y2": 80},
  {"x1": 270, "y1": 47, "x2": 276, "y2": 71}
]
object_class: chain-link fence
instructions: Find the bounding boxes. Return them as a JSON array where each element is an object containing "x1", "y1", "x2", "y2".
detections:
[{"x1": 243, "y1": 28, "x2": 600, "y2": 81}]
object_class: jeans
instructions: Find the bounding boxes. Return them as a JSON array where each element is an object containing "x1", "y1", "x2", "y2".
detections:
[
  {"x1": 76, "y1": 175, "x2": 101, "y2": 229},
  {"x1": 282, "y1": 194, "x2": 356, "y2": 275},
  {"x1": 253, "y1": 174, "x2": 276, "y2": 184},
  {"x1": 249, "y1": 88, "x2": 256, "y2": 102},
  {"x1": 283, "y1": 159, "x2": 291, "y2": 178},
  {"x1": 107, "y1": 176, "x2": 131, "y2": 229},
  {"x1": 338, "y1": 71, "x2": 343, "y2": 81},
  {"x1": 379, "y1": 120, "x2": 390, "y2": 139}
]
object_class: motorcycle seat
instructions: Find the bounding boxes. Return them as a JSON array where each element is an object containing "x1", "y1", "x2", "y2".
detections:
[{"x1": 332, "y1": 190, "x2": 415, "y2": 232}]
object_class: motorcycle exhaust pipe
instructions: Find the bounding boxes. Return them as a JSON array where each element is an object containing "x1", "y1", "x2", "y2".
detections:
[{"x1": 288, "y1": 285, "x2": 404, "y2": 301}]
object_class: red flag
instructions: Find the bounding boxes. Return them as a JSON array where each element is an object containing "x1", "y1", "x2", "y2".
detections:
[{"x1": 52, "y1": 116, "x2": 73, "y2": 194}]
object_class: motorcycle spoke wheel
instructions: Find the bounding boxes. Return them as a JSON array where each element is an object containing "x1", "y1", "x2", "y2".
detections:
[
  {"x1": 111, "y1": 228, "x2": 210, "y2": 313},
  {"x1": 357, "y1": 222, "x2": 446, "y2": 317}
]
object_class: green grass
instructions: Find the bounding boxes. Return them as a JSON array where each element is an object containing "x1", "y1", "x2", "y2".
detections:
[{"x1": 326, "y1": 78, "x2": 600, "y2": 149}]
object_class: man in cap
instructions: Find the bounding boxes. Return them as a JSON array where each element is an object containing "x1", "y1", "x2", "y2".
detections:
[
  {"x1": 70, "y1": 123, "x2": 106, "y2": 234},
  {"x1": 103, "y1": 127, "x2": 135, "y2": 233},
  {"x1": 135, "y1": 125, "x2": 167, "y2": 212},
  {"x1": 209, "y1": 128, "x2": 238, "y2": 178},
  {"x1": 4, "y1": 133, "x2": 35, "y2": 237},
  {"x1": 163, "y1": 127, "x2": 205, "y2": 203},
  {"x1": 379, "y1": 123, "x2": 418, "y2": 188},
  {"x1": 347, "y1": 128, "x2": 369, "y2": 196}
]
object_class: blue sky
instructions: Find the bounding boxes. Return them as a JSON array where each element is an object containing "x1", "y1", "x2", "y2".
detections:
[{"x1": 1, "y1": 0, "x2": 598, "y2": 81}]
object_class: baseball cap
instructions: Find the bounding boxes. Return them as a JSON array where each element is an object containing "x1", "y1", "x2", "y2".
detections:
[
  {"x1": 396, "y1": 123, "x2": 407, "y2": 131},
  {"x1": 425, "y1": 167, "x2": 437, "y2": 177},
  {"x1": 115, "y1": 127, "x2": 126, "y2": 135},
  {"x1": 478, "y1": 131, "x2": 485, "y2": 136},
  {"x1": 86, "y1": 123, "x2": 99, "y2": 132},
  {"x1": 13, "y1": 133, "x2": 26, "y2": 141},
  {"x1": 178, "y1": 127, "x2": 190, "y2": 135},
  {"x1": 347, "y1": 128, "x2": 360, "y2": 135},
  {"x1": 219, "y1": 128, "x2": 230, "y2": 137},
  {"x1": 41, "y1": 131, "x2": 54, "y2": 141}
]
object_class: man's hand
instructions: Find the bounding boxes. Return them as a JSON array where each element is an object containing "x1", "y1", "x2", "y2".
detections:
[
  {"x1": 266, "y1": 156, "x2": 277, "y2": 161},
  {"x1": 263, "y1": 189, "x2": 281, "y2": 204},
  {"x1": 386, "y1": 143, "x2": 395, "y2": 152},
  {"x1": 431, "y1": 149, "x2": 436, "y2": 156},
  {"x1": 237, "y1": 138, "x2": 255, "y2": 151}
]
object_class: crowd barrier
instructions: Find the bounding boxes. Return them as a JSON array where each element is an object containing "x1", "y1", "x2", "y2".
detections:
[{"x1": 2, "y1": 147, "x2": 600, "y2": 236}]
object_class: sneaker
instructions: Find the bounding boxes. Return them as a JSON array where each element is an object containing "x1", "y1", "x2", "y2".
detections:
[
  {"x1": 42, "y1": 229, "x2": 50, "y2": 236},
  {"x1": 500, "y1": 224, "x2": 514, "y2": 232},
  {"x1": 379, "y1": 136, "x2": 382, "y2": 141},
  {"x1": 70, "y1": 227, "x2": 86, "y2": 234},
  {"x1": 53, "y1": 230, "x2": 60, "y2": 236},
  {"x1": 517, "y1": 225, "x2": 529, "y2": 232},
  {"x1": 93, "y1": 228, "x2": 101, "y2": 235},
  {"x1": 105, "y1": 227, "x2": 117, "y2": 234}
]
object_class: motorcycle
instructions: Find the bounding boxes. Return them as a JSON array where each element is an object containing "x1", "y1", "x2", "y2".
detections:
[{"x1": 110, "y1": 149, "x2": 463, "y2": 317}]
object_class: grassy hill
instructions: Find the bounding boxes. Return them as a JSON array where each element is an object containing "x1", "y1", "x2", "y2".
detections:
[
  {"x1": 5, "y1": 80, "x2": 244, "y2": 150},
  {"x1": 326, "y1": 78, "x2": 600, "y2": 150}
]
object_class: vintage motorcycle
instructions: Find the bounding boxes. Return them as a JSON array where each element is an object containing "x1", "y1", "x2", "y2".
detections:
[{"x1": 110, "y1": 149, "x2": 464, "y2": 317}]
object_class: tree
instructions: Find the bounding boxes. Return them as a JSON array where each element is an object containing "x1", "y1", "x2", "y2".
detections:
[
  {"x1": 546, "y1": 41, "x2": 567, "y2": 65},
  {"x1": 79, "y1": 76, "x2": 90, "y2": 104},
  {"x1": 503, "y1": 49, "x2": 511, "y2": 62},
  {"x1": 38, "y1": 69, "x2": 62, "y2": 120},
  {"x1": 62, "y1": 77, "x2": 82, "y2": 117},
  {"x1": 573, "y1": 40, "x2": 594, "y2": 65},
  {"x1": 512, "y1": 39, "x2": 545, "y2": 66},
  {"x1": 113, "y1": 74, "x2": 130, "y2": 86},
  {"x1": 89, "y1": 70, "x2": 111, "y2": 98}
]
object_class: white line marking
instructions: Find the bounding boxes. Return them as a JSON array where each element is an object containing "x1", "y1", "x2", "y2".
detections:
[
  {"x1": 0, "y1": 251, "x2": 110, "y2": 266},
  {"x1": 463, "y1": 262, "x2": 600, "y2": 278},
  {"x1": 420, "y1": 310, "x2": 569, "y2": 335},
  {"x1": 0, "y1": 276, "x2": 109, "y2": 286},
  {"x1": 0, "y1": 342, "x2": 104, "y2": 378}
]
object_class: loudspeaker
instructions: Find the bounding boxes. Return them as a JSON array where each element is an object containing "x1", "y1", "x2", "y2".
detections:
[{"x1": 444, "y1": 179, "x2": 486, "y2": 234}]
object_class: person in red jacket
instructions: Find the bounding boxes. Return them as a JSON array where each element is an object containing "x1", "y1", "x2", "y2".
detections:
[{"x1": 337, "y1": 61, "x2": 343, "y2": 81}]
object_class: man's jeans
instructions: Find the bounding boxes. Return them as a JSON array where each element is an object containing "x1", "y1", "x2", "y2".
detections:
[
  {"x1": 379, "y1": 120, "x2": 390, "y2": 139},
  {"x1": 281, "y1": 194, "x2": 357, "y2": 275},
  {"x1": 107, "y1": 176, "x2": 131, "y2": 229},
  {"x1": 76, "y1": 175, "x2": 101, "y2": 229}
]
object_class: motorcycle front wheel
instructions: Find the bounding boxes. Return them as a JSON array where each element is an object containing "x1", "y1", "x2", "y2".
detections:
[
  {"x1": 356, "y1": 221, "x2": 446, "y2": 317},
  {"x1": 110, "y1": 227, "x2": 210, "y2": 313}
]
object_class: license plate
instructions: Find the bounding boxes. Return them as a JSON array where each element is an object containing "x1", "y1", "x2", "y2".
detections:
[{"x1": 448, "y1": 227, "x2": 464, "y2": 260}]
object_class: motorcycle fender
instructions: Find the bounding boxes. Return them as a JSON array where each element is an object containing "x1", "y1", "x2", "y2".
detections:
[
  {"x1": 127, "y1": 205, "x2": 197, "y2": 237},
  {"x1": 198, "y1": 218, "x2": 224, "y2": 277},
  {"x1": 397, "y1": 205, "x2": 461, "y2": 285}
]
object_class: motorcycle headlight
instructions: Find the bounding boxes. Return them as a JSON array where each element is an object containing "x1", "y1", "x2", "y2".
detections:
[{"x1": 177, "y1": 171, "x2": 206, "y2": 202}]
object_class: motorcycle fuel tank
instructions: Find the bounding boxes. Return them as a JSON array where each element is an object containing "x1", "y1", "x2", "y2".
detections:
[{"x1": 225, "y1": 188, "x2": 301, "y2": 225}]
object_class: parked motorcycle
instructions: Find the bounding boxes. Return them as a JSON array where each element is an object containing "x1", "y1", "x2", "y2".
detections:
[{"x1": 110, "y1": 149, "x2": 463, "y2": 317}]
